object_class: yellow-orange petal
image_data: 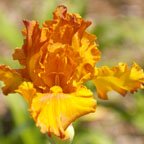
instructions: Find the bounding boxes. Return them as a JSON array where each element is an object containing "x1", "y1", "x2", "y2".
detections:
[
  {"x1": 30, "y1": 86, "x2": 96, "y2": 138},
  {"x1": 15, "y1": 20, "x2": 46, "y2": 67},
  {"x1": 13, "y1": 48, "x2": 26, "y2": 65},
  {"x1": 93, "y1": 63, "x2": 144, "y2": 99},
  {"x1": 43, "y1": 5, "x2": 101, "y2": 85},
  {"x1": 16, "y1": 82, "x2": 36, "y2": 105},
  {"x1": 0, "y1": 65, "x2": 23, "y2": 95},
  {"x1": 12, "y1": 6, "x2": 101, "y2": 91}
]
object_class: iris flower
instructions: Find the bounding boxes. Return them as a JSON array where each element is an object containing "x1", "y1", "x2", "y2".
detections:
[{"x1": 0, "y1": 5, "x2": 144, "y2": 141}]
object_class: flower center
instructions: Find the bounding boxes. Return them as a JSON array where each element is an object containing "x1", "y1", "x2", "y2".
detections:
[{"x1": 50, "y1": 85, "x2": 63, "y2": 93}]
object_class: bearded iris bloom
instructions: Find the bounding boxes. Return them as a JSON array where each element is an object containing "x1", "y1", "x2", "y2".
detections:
[{"x1": 0, "y1": 5, "x2": 144, "y2": 141}]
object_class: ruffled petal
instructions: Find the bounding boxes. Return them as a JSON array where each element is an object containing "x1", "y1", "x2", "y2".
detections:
[
  {"x1": 72, "y1": 32, "x2": 101, "y2": 84},
  {"x1": 22, "y1": 20, "x2": 41, "y2": 56},
  {"x1": 93, "y1": 63, "x2": 144, "y2": 99},
  {"x1": 43, "y1": 5, "x2": 90, "y2": 44},
  {"x1": 16, "y1": 82, "x2": 36, "y2": 105},
  {"x1": 43, "y1": 5, "x2": 101, "y2": 84},
  {"x1": 12, "y1": 6, "x2": 100, "y2": 92},
  {"x1": 13, "y1": 48, "x2": 26, "y2": 65},
  {"x1": 13, "y1": 21, "x2": 41, "y2": 66},
  {"x1": 0, "y1": 65, "x2": 23, "y2": 95},
  {"x1": 30, "y1": 86, "x2": 96, "y2": 138}
]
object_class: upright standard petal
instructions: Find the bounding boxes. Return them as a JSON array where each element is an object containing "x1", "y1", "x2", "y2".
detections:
[
  {"x1": 93, "y1": 63, "x2": 144, "y2": 99},
  {"x1": 43, "y1": 5, "x2": 101, "y2": 84},
  {"x1": 30, "y1": 86, "x2": 96, "y2": 139},
  {"x1": 12, "y1": 5, "x2": 101, "y2": 92},
  {"x1": 0, "y1": 65, "x2": 23, "y2": 95}
]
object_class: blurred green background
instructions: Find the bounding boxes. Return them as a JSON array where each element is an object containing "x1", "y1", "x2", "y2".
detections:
[{"x1": 0, "y1": 0, "x2": 144, "y2": 144}]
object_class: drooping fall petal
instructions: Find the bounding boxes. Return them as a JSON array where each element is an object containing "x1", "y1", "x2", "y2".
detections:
[
  {"x1": 30, "y1": 86, "x2": 96, "y2": 139},
  {"x1": 93, "y1": 63, "x2": 144, "y2": 99},
  {"x1": 16, "y1": 82, "x2": 36, "y2": 104},
  {"x1": 0, "y1": 65, "x2": 23, "y2": 95}
]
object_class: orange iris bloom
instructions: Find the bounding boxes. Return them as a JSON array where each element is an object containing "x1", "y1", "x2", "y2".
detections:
[{"x1": 0, "y1": 5, "x2": 144, "y2": 139}]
